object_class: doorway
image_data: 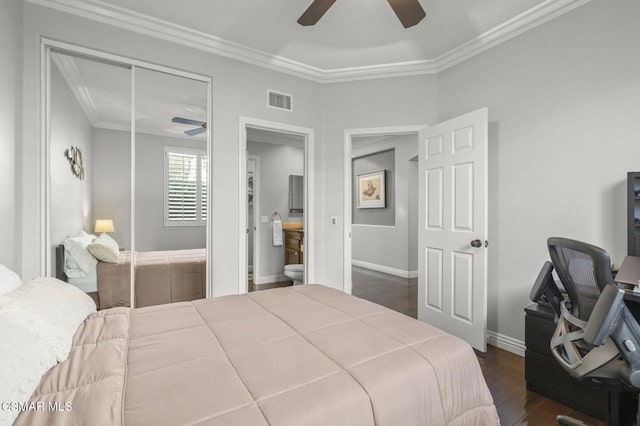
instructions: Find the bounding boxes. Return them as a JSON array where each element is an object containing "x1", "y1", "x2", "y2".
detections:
[
  {"x1": 343, "y1": 109, "x2": 490, "y2": 352},
  {"x1": 343, "y1": 125, "x2": 425, "y2": 295},
  {"x1": 247, "y1": 155, "x2": 259, "y2": 287},
  {"x1": 239, "y1": 117, "x2": 315, "y2": 294}
]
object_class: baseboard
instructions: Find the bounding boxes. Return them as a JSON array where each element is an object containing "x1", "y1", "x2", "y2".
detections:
[
  {"x1": 253, "y1": 273, "x2": 288, "y2": 285},
  {"x1": 352, "y1": 259, "x2": 417, "y2": 279},
  {"x1": 487, "y1": 330, "x2": 525, "y2": 357}
]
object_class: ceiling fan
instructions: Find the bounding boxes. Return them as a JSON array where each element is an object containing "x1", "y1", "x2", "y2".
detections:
[
  {"x1": 172, "y1": 117, "x2": 207, "y2": 136},
  {"x1": 298, "y1": 0, "x2": 426, "y2": 28}
]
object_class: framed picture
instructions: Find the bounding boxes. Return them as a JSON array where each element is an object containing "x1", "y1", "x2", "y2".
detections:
[{"x1": 357, "y1": 170, "x2": 386, "y2": 208}]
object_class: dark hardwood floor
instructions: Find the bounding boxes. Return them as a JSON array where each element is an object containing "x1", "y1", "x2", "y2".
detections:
[
  {"x1": 351, "y1": 266, "x2": 605, "y2": 426},
  {"x1": 248, "y1": 277, "x2": 292, "y2": 292},
  {"x1": 352, "y1": 266, "x2": 418, "y2": 318}
]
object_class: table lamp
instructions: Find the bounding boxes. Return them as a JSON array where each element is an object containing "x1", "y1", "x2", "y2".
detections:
[{"x1": 94, "y1": 219, "x2": 115, "y2": 235}]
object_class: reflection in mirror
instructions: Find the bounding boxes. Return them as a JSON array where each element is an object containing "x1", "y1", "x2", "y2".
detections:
[
  {"x1": 133, "y1": 67, "x2": 208, "y2": 308},
  {"x1": 50, "y1": 51, "x2": 132, "y2": 309},
  {"x1": 289, "y1": 175, "x2": 304, "y2": 215}
]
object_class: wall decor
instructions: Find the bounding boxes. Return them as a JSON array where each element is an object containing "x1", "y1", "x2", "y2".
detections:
[
  {"x1": 64, "y1": 146, "x2": 85, "y2": 180},
  {"x1": 357, "y1": 170, "x2": 386, "y2": 208}
]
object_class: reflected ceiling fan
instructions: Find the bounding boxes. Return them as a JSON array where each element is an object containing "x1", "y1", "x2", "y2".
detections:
[
  {"x1": 172, "y1": 117, "x2": 207, "y2": 136},
  {"x1": 298, "y1": 0, "x2": 426, "y2": 28}
]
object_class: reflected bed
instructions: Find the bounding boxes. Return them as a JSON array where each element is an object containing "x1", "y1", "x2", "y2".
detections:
[{"x1": 56, "y1": 245, "x2": 206, "y2": 308}]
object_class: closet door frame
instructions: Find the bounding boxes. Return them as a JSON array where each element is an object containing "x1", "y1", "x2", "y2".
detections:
[{"x1": 40, "y1": 38, "x2": 214, "y2": 303}]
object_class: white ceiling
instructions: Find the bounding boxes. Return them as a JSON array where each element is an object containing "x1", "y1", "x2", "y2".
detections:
[
  {"x1": 47, "y1": 0, "x2": 591, "y2": 134},
  {"x1": 96, "y1": 0, "x2": 545, "y2": 70},
  {"x1": 52, "y1": 52, "x2": 208, "y2": 141},
  {"x1": 34, "y1": 0, "x2": 592, "y2": 81}
]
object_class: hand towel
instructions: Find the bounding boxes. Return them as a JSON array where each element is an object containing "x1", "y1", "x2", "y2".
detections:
[{"x1": 272, "y1": 219, "x2": 283, "y2": 246}]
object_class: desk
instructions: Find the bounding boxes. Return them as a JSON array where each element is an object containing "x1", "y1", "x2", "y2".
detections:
[{"x1": 525, "y1": 303, "x2": 638, "y2": 425}]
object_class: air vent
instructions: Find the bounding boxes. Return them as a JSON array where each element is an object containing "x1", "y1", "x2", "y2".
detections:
[{"x1": 267, "y1": 90, "x2": 293, "y2": 112}]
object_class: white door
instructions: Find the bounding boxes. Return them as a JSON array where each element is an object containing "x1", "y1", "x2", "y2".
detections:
[{"x1": 418, "y1": 108, "x2": 488, "y2": 351}]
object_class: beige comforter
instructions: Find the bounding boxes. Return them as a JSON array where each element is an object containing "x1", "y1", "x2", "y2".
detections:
[
  {"x1": 16, "y1": 285, "x2": 499, "y2": 425},
  {"x1": 97, "y1": 249, "x2": 206, "y2": 309}
]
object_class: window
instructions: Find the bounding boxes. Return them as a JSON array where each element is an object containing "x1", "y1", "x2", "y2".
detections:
[{"x1": 164, "y1": 147, "x2": 207, "y2": 227}]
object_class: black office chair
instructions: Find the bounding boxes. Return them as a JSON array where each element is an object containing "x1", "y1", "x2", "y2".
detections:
[
  {"x1": 530, "y1": 238, "x2": 640, "y2": 425},
  {"x1": 547, "y1": 237, "x2": 615, "y2": 322},
  {"x1": 552, "y1": 283, "x2": 640, "y2": 425}
]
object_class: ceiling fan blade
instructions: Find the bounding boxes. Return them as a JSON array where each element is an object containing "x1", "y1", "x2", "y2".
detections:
[
  {"x1": 172, "y1": 117, "x2": 205, "y2": 127},
  {"x1": 387, "y1": 0, "x2": 426, "y2": 28},
  {"x1": 184, "y1": 127, "x2": 207, "y2": 137},
  {"x1": 297, "y1": 0, "x2": 336, "y2": 26}
]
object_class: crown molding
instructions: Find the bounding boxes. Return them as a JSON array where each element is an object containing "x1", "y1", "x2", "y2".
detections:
[
  {"x1": 94, "y1": 121, "x2": 207, "y2": 142},
  {"x1": 432, "y1": 0, "x2": 594, "y2": 72},
  {"x1": 51, "y1": 53, "x2": 98, "y2": 125},
  {"x1": 351, "y1": 135, "x2": 394, "y2": 150},
  {"x1": 28, "y1": 0, "x2": 592, "y2": 83},
  {"x1": 247, "y1": 128, "x2": 305, "y2": 148}
]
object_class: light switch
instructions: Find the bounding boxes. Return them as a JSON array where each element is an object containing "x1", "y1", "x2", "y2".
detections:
[
  {"x1": 330, "y1": 216, "x2": 338, "y2": 227},
  {"x1": 261, "y1": 216, "x2": 269, "y2": 224}
]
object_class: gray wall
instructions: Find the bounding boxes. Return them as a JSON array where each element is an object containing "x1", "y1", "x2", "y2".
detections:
[
  {"x1": 435, "y1": 0, "x2": 640, "y2": 342},
  {"x1": 352, "y1": 149, "x2": 395, "y2": 226},
  {"x1": 14, "y1": 0, "x2": 640, "y2": 348},
  {"x1": 318, "y1": 0, "x2": 640, "y2": 345},
  {"x1": 135, "y1": 133, "x2": 207, "y2": 251},
  {"x1": 320, "y1": 75, "x2": 439, "y2": 288},
  {"x1": 50, "y1": 65, "x2": 93, "y2": 257},
  {"x1": 247, "y1": 141, "x2": 304, "y2": 283},
  {"x1": 92, "y1": 128, "x2": 131, "y2": 249},
  {"x1": 351, "y1": 134, "x2": 418, "y2": 273},
  {"x1": 0, "y1": 0, "x2": 22, "y2": 272},
  {"x1": 92, "y1": 128, "x2": 206, "y2": 252},
  {"x1": 21, "y1": 3, "x2": 324, "y2": 295}
]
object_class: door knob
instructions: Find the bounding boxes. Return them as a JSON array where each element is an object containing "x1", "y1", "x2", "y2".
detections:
[{"x1": 471, "y1": 239, "x2": 482, "y2": 248}]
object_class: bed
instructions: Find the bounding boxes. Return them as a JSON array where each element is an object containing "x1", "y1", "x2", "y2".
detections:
[
  {"x1": 57, "y1": 245, "x2": 206, "y2": 309},
  {"x1": 11, "y1": 284, "x2": 499, "y2": 425},
  {"x1": 96, "y1": 249, "x2": 206, "y2": 309}
]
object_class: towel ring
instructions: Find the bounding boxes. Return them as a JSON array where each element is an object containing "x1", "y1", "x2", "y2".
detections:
[{"x1": 271, "y1": 212, "x2": 281, "y2": 221}]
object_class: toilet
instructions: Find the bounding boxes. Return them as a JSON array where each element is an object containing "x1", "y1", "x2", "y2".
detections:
[{"x1": 284, "y1": 264, "x2": 304, "y2": 285}]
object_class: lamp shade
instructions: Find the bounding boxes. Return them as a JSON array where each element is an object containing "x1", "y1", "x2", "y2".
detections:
[{"x1": 94, "y1": 219, "x2": 114, "y2": 233}]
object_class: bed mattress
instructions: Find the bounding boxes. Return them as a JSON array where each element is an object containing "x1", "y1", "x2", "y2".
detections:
[
  {"x1": 97, "y1": 248, "x2": 206, "y2": 309},
  {"x1": 16, "y1": 284, "x2": 499, "y2": 425}
]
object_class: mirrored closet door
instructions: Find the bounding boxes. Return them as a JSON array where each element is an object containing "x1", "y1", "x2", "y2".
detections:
[
  {"x1": 133, "y1": 67, "x2": 208, "y2": 306},
  {"x1": 49, "y1": 51, "x2": 132, "y2": 309},
  {"x1": 46, "y1": 45, "x2": 211, "y2": 310}
]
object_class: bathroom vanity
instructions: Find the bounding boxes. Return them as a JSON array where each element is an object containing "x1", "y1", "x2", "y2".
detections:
[{"x1": 284, "y1": 229, "x2": 304, "y2": 265}]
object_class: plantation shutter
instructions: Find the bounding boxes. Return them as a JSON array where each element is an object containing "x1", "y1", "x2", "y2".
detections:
[
  {"x1": 201, "y1": 155, "x2": 208, "y2": 221},
  {"x1": 164, "y1": 147, "x2": 207, "y2": 226},
  {"x1": 167, "y1": 151, "x2": 198, "y2": 223}
]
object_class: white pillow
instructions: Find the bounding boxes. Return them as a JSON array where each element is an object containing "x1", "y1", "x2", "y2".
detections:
[
  {"x1": 65, "y1": 267, "x2": 88, "y2": 279},
  {"x1": 0, "y1": 277, "x2": 97, "y2": 362},
  {"x1": 64, "y1": 248, "x2": 80, "y2": 269},
  {"x1": 64, "y1": 232, "x2": 97, "y2": 274},
  {"x1": 0, "y1": 264, "x2": 21, "y2": 296},
  {"x1": 0, "y1": 317, "x2": 57, "y2": 426},
  {"x1": 63, "y1": 248, "x2": 88, "y2": 278},
  {"x1": 87, "y1": 233, "x2": 120, "y2": 263}
]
